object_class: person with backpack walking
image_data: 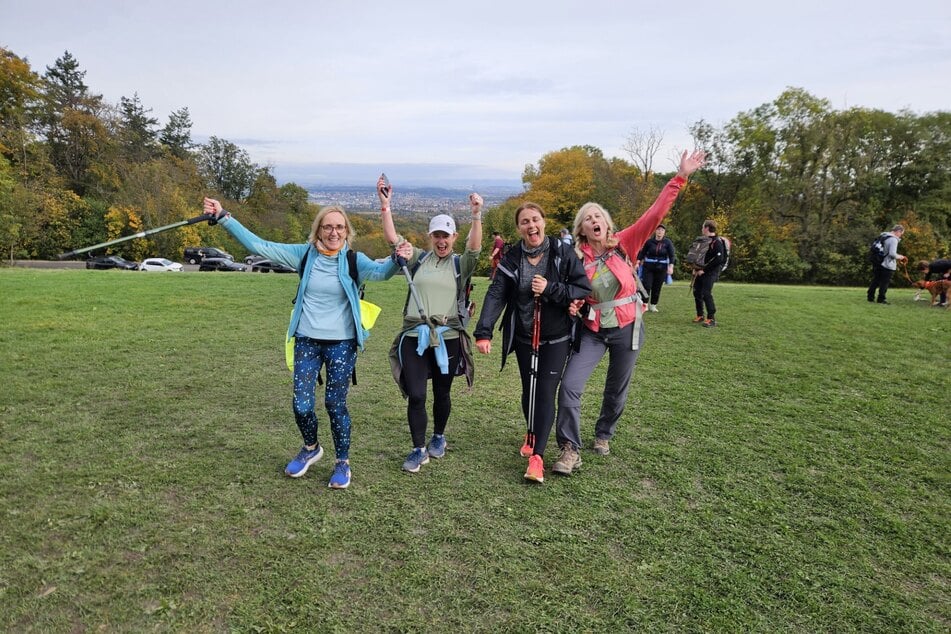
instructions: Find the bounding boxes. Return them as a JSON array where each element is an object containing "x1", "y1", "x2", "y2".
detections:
[
  {"x1": 378, "y1": 178, "x2": 483, "y2": 473},
  {"x1": 690, "y1": 219, "x2": 727, "y2": 327},
  {"x1": 202, "y1": 196, "x2": 411, "y2": 490},
  {"x1": 473, "y1": 202, "x2": 591, "y2": 483},
  {"x1": 551, "y1": 150, "x2": 706, "y2": 475},
  {"x1": 867, "y1": 224, "x2": 907, "y2": 304},
  {"x1": 635, "y1": 223, "x2": 676, "y2": 312}
]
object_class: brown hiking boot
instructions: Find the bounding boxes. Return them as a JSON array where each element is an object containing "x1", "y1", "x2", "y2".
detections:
[
  {"x1": 552, "y1": 444, "x2": 582, "y2": 475},
  {"x1": 592, "y1": 438, "x2": 610, "y2": 456}
]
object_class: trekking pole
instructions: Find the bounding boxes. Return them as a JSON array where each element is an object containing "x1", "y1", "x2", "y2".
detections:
[
  {"x1": 523, "y1": 295, "x2": 542, "y2": 454},
  {"x1": 57, "y1": 213, "x2": 216, "y2": 259},
  {"x1": 395, "y1": 254, "x2": 427, "y2": 322}
]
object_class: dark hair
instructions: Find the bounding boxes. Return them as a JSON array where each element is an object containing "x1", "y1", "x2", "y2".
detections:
[
  {"x1": 515, "y1": 202, "x2": 545, "y2": 224},
  {"x1": 492, "y1": 231, "x2": 501, "y2": 236},
  {"x1": 703, "y1": 219, "x2": 717, "y2": 233}
]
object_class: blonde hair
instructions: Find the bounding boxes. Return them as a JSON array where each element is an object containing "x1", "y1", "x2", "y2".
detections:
[
  {"x1": 573, "y1": 202, "x2": 618, "y2": 250},
  {"x1": 308, "y1": 206, "x2": 356, "y2": 247}
]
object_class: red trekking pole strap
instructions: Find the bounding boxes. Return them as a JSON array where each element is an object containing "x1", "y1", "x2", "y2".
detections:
[{"x1": 532, "y1": 297, "x2": 541, "y2": 350}]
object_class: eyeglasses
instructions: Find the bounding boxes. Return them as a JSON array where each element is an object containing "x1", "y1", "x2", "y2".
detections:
[{"x1": 320, "y1": 224, "x2": 347, "y2": 234}]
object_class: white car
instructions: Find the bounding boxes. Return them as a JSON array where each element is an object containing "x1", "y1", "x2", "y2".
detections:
[{"x1": 139, "y1": 258, "x2": 184, "y2": 272}]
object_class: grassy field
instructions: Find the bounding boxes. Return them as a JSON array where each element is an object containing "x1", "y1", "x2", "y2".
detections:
[{"x1": 1, "y1": 267, "x2": 948, "y2": 632}]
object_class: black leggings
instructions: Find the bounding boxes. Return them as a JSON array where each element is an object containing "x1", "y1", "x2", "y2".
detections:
[
  {"x1": 693, "y1": 271, "x2": 718, "y2": 318},
  {"x1": 513, "y1": 338, "x2": 571, "y2": 458},
  {"x1": 642, "y1": 267, "x2": 666, "y2": 305},
  {"x1": 399, "y1": 336, "x2": 460, "y2": 448},
  {"x1": 867, "y1": 266, "x2": 894, "y2": 302}
]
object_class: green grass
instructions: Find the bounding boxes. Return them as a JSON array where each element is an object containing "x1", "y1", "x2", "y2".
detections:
[{"x1": 1, "y1": 268, "x2": 948, "y2": 632}]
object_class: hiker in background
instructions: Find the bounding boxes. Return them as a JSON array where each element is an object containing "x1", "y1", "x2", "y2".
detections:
[
  {"x1": 473, "y1": 202, "x2": 591, "y2": 484},
  {"x1": 490, "y1": 231, "x2": 504, "y2": 280},
  {"x1": 560, "y1": 227, "x2": 573, "y2": 247},
  {"x1": 690, "y1": 219, "x2": 726, "y2": 327},
  {"x1": 635, "y1": 223, "x2": 676, "y2": 312},
  {"x1": 378, "y1": 178, "x2": 483, "y2": 473},
  {"x1": 867, "y1": 224, "x2": 907, "y2": 305},
  {"x1": 917, "y1": 257, "x2": 950, "y2": 305},
  {"x1": 202, "y1": 196, "x2": 411, "y2": 490},
  {"x1": 552, "y1": 150, "x2": 705, "y2": 476}
]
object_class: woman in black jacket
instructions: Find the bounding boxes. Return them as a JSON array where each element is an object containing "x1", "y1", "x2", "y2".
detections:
[
  {"x1": 636, "y1": 224, "x2": 676, "y2": 312},
  {"x1": 473, "y1": 202, "x2": 591, "y2": 483}
]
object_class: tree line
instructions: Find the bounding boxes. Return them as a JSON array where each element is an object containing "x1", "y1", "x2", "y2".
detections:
[
  {"x1": 484, "y1": 88, "x2": 949, "y2": 285},
  {"x1": 2, "y1": 47, "x2": 948, "y2": 284}
]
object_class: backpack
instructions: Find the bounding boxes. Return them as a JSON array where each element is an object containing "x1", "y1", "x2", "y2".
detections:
[
  {"x1": 869, "y1": 233, "x2": 890, "y2": 265},
  {"x1": 406, "y1": 252, "x2": 476, "y2": 327},
  {"x1": 686, "y1": 236, "x2": 731, "y2": 273}
]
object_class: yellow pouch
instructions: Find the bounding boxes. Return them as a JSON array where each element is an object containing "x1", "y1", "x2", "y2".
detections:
[
  {"x1": 360, "y1": 299, "x2": 382, "y2": 329},
  {"x1": 285, "y1": 333, "x2": 295, "y2": 372}
]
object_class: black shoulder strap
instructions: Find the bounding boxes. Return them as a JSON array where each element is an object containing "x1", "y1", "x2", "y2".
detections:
[{"x1": 347, "y1": 249, "x2": 357, "y2": 283}]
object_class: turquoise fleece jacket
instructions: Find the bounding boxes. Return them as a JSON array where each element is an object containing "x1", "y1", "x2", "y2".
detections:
[{"x1": 218, "y1": 215, "x2": 398, "y2": 350}]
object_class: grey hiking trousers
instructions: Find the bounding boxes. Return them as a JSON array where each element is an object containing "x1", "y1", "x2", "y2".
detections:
[{"x1": 555, "y1": 320, "x2": 645, "y2": 451}]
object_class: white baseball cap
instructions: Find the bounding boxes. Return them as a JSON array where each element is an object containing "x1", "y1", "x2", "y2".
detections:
[{"x1": 428, "y1": 214, "x2": 456, "y2": 235}]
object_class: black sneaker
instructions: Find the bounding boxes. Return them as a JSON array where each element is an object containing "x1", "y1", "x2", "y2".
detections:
[{"x1": 702, "y1": 318, "x2": 717, "y2": 328}]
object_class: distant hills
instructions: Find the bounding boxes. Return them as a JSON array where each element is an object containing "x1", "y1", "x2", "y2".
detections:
[{"x1": 271, "y1": 162, "x2": 523, "y2": 190}]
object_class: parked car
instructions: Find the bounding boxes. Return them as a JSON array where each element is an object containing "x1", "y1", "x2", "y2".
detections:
[
  {"x1": 85, "y1": 256, "x2": 138, "y2": 270},
  {"x1": 198, "y1": 257, "x2": 247, "y2": 272},
  {"x1": 251, "y1": 259, "x2": 296, "y2": 273},
  {"x1": 244, "y1": 254, "x2": 268, "y2": 266},
  {"x1": 139, "y1": 258, "x2": 184, "y2": 272},
  {"x1": 184, "y1": 247, "x2": 233, "y2": 264}
]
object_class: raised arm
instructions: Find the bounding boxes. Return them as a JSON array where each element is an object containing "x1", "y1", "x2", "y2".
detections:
[
  {"x1": 467, "y1": 193, "x2": 483, "y2": 251},
  {"x1": 377, "y1": 174, "x2": 398, "y2": 246}
]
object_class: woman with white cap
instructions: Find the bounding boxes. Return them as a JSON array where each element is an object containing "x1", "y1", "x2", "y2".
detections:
[{"x1": 378, "y1": 177, "x2": 483, "y2": 473}]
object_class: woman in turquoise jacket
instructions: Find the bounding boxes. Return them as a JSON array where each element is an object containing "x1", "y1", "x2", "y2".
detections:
[{"x1": 203, "y1": 197, "x2": 410, "y2": 490}]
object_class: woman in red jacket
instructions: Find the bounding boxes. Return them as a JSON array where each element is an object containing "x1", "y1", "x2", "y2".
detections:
[{"x1": 551, "y1": 150, "x2": 705, "y2": 476}]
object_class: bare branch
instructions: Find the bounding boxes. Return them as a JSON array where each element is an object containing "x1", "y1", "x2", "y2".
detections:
[{"x1": 622, "y1": 126, "x2": 665, "y2": 177}]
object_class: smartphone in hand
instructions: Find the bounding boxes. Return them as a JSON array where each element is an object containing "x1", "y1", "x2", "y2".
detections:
[{"x1": 379, "y1": 173, "x2": 391, "y2": 197}]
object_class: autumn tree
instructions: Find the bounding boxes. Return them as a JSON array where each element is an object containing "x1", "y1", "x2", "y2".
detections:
[
  {"x1": 198, "y1": 136, "x2": 258, "y2": 201},
  {"x1": 39, "y1": 51, "x2": 110, "y2": 195}
]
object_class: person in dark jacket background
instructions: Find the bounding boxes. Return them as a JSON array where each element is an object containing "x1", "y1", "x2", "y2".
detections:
[
  {"x1": 636, "y1": 224, "x2": 676, "y2": 312},
  {"x1": 473, "y1": 202, "x2": 591, "y2": 484},
  {"x1": 918, "y1": 258, "x2": 951, "y2": 305},
  {"x1": 692, "y1": 219, "x2": 726, "y2": 327}
]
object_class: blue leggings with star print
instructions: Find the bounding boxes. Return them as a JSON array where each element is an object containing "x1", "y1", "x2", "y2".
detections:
[{"x1": 292, "y1": 337, "x2": 357, "y2": 460}]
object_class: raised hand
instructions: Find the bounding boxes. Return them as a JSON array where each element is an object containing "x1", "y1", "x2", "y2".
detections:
[
  {"x1": 377, "y1": 174, "x2": 391, "y2": 207},
  {"x1": 203, "y1": 197, "x2": 223, "y2": 218},
  {"x1": 469, "y1": 192, "x2": 483, "y2": 213},
  {"x1": 677, "y1": 150, "x2": 707, "y2": 179}
]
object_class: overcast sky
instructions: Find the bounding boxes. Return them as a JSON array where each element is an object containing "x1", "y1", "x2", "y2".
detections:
[{"x1": 3, "y1": 0, "x2": 949, "y2": 186}]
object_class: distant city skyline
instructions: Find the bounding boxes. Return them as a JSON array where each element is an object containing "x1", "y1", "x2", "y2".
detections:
[
  {"x1": 4, "y1": 0, "x2": 949, "y2": 186},
  {"x1": 271, "y1": 161, "x2": 525, "y2": 189}
]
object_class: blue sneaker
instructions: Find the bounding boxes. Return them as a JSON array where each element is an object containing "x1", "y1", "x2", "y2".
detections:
[
  {"x1": 427, "y1": 434, "x2": 447, "y2": 459},
  {"x1": 402, "y1": 447, "x2": 430, "y2": 473},
  {"x1": 328, "y1": 460, "x2": 351, "y2": 489},
  {"x1": 285, "y1": 445, "x2": 323, "y2": 478}
]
